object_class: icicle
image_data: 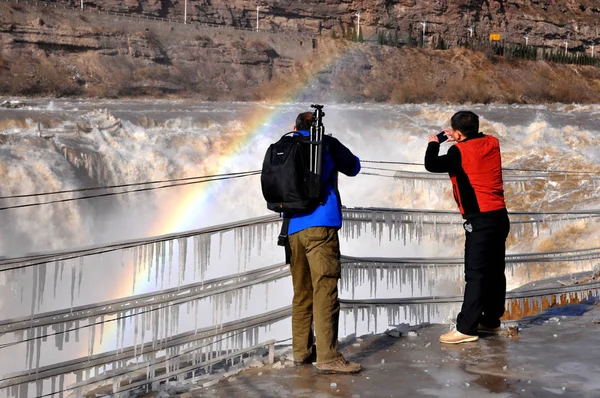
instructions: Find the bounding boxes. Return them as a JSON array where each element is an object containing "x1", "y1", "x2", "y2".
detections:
[
  {"x1": 152, "y1": 306, "x2": 159, "y2": 349},
  {"x1": 219, "y1": 231, "x2": 224, "y2": 258},
  {"x1": 116, "y1": 312, "x2": 121, "y2": 352},
  {"x1": 195, "y1": 299, "x2": 199, "y2": 335},
  {"x1": 58, "y1": 260, "x2": 65, "y2": 282},
  {"x1": 70, "y1": 262, "x2": 76, "y2": 310},
  {"x1": 51, "y1": 376, "x2": 57, "y2": 398},
  {"x1": 54, "y1": 323, "x2": 63, "y2": 351},
  {"x1": 26, "y1": 328, "x2": 34, "y2": 370},
  {"x1": 146, "y1": 244, "x2": 152, "y2": 283},
  {"x1": 265, "y1": 281, "x2": 269, "y2": 312},
  {"x1": 174, "y1": 303, "x2": 180, "y2": 334},
  {"x1": 202, "y1": 234, "x2": 211, "y2": 280},
  {"x1": 149, "y1": 242, "x2": 156, "y2": 286},
  {"x1": 53, "y1": 260, "x2": 60, "y2": 299},
  {"x1": 134, "y1": 308, "x2": 139, "y2": 361},
  {"x1": 38, "y1": 262, "x2": 47, "y2": 309},
  {"x1": 168, "y1": 240, "x2": 174, "y2": 285},
  {"x1": 77, "y1": 257, "x2": 83, "y2": 297},
  {"x1": 178, "y1": 238, "x2": 188, "y2": 287},
  {"x1": 18, "y1": 383, "x2": 29, "y2": 398},
  {"x1": 75, "y1": 319, "x2": 80, "y2": 343},
  {"x1": 98, "y1": 314, "x2": 105, "y2": 346},
  {"x1": 33, "y1": 328, "x2": 41, "y2": 372},
  {"x1": 31, "y1": 265, "x2": 38, "y2": 317},
  {"x1": 163, "y1": 305, "x2": 169, "y2": 346},
  {"x1": 155, "y1": 242, "x2": 160, "y2": 288},
  {"x1": 89, "y1": 317, "x2": 96, "y2": 358},
  {"x1": 141, "y1": 309, "x2": 146, "y2": 355},
  {"x1": 193, "y1": 235, "x2": 199, "y2": 279},
  {"x1": 132, "y1": 246, "x2": 138, "y2": 294},
  {"x1": 56, "y1": 373, "x2": 64, "y2": 398},
  {"x1": 120, "y1": 312, "x2": 126, "y2": 353},
  {"x1": 160, "y1": 241, "x2": 167, "y2": 290}
]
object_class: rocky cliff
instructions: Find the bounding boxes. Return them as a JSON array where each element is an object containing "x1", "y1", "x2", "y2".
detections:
[
  {"x1": 49, "y1": 0, "x2": 600, "y2": 50},
  {"x1": 0, "y1": 1, "x2": 599, "y2": 103}
]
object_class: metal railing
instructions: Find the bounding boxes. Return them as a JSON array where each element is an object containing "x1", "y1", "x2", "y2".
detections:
[{"x1": 1, "y1": 0, "x2": 315, "y2": 38}]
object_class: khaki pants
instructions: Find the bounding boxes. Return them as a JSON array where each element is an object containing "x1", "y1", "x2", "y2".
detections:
[{"x1": 288, "y1": 226, "x2": 342, "y2": 365}]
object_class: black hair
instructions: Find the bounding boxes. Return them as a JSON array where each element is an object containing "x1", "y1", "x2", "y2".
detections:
[
  {"x1": 450, "y1": 111, "x2": 479, "y2": 137},
  {"x1": 295, "y1": 112, "x2": 313, "y2": 131}
]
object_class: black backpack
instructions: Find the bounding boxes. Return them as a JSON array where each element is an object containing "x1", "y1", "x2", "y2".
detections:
[{"x1": 260, "y1": 132, "x2": 322, "y2": 214}]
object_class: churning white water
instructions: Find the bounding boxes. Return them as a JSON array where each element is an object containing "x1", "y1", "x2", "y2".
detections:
[{"x1": 0, "y1": 99, "x2": 599, "y2": 397}]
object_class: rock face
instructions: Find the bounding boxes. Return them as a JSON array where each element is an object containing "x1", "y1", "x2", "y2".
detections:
[
  {"x1": 0, "y1": 2, "x2": 322, "y2": 98},
  {"x1": 0, "y1": 1, "x2": 599, "y2": 103},
  {"x1": 54, "y1": 0, "x2": 600, "y2": 50}
]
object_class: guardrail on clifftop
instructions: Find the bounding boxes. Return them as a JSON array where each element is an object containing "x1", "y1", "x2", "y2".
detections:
[{"x1": 1, "y1": 0, "x2": 316, "y2": 39}]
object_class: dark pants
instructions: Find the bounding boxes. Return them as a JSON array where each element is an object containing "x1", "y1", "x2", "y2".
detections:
[{"x1": 456, "y1": 211, "x2": 510, "y2": 335}]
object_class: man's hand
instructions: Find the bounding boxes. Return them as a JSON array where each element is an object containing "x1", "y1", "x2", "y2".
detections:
[
  {"x1": 429, "y1": 128, "x2": 457, "y2": 144},
  {"x1": 443, "y1": 128, "x2": 457, "y2": 142},
  {"x1": 428, "y1": 133, "x2": 441, "y2": 144}
]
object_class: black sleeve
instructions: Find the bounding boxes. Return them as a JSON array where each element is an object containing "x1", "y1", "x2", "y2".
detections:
[
  {"x1": 325, "y1": 136, "x2": 361, "y2": 176},
  {"x1": 424, "y1": 143, "x2": 461, "y2": 173}
]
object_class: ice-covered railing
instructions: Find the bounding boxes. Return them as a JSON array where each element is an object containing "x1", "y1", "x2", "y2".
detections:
[
  {"x1": 369, "y1": 167, "x2": 600, "y2": 191},
  {"x1": 0, "y1": 215, "x2": 285, "y2": 398},
  {"x1": 4, "y1": 207, "x2": 599, "y2": 272},
  {"x1": 0, "y1": 307, "x2": 293, "y2": 397},
  {"x1": 340, "y1": 207, "x2": 600, "y2": 244},
  {"x1": 0, "y1": 278, "x2": 291, "y2": 389},
  {"x1": 107, "y1": 339, "x2": 277, "y2": 396},
  {"x1": 341, "y1": 247, "x2": 600, "y2": 299},
  {"x1": 387, "y1": 169, "x2": 600, "y2": 184},
  {"x1": 5, "y1": 278, "x2": 599, "y2": 397},
  {"x1": 0, "y1": 214, "x2": 281, "y2": 272},
  {"x1": 0, "y1": 214, "x2": 282, "y2": 316},
  {"x1": 5, "y1": 206, "x2": 598, "y2": 315},
  {"x1": 0, "y1": 263, "x2": 290, "y2": 335},
  {"x1": 6, "y1": 246, "x2": 599, "y2": 337},
  {"x1": 364, "y1": 168, "x2": 600, "y2": 213},
  {"x1": 3, "y1": 246, "x2": 597, "y2": 374},
  {"x1": 340, "y1": 280, "x2": 600, "y2": 335},
  {"x1": 2, "y1": 207, "x2": 600, "y2": 397}
]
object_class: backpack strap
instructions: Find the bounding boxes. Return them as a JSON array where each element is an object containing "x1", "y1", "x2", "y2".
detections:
[
  {"x1": 277, "y1": 215, "x2": 291, "y2": 264},
  {"x1": 323, "y1": 136, "x2": 342, "y2": 208}
]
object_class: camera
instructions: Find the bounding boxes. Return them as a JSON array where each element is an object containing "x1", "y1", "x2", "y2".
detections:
[
  {"x1": 436, "y1": 131, "x2": 448, "y2": 143},
  {"x1": 311, "y1": 104, "x2": 325, "y2": 122}
]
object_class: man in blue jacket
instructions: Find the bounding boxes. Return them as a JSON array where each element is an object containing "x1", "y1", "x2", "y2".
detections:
[{"x1": 287, "y1": 111, "x2": 362, "y2": 374}]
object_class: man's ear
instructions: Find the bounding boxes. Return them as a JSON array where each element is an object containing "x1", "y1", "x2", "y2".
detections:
[{"x1": 293, "y1": 126, "x2": 297, "y2": 131}]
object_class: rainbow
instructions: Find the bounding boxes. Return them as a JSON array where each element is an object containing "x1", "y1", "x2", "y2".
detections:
[
  {"x1": 147, "y1": 41, "x2": 359, "y2": 233},
  {"x1": 90, "y1": 41, "x2": 361, "y2": 356}
]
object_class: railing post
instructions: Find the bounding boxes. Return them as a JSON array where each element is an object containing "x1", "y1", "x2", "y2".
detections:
[{"x1": 268, "y1": 342, "x2": 275, "y2": 364}]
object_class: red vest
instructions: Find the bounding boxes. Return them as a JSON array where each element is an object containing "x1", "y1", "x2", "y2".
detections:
[{"x1": 450, "y1": 136, "x2": 506, "y2": 215}]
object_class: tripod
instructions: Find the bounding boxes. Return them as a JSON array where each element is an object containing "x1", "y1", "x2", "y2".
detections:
[{"x1": 309, "y1": 104, "x2": 325, "y2": 199}]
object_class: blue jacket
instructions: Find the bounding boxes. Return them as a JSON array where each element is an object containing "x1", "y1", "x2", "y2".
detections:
[{"x1": 288, "y1": 130, "x2": 361, "y2": 235}]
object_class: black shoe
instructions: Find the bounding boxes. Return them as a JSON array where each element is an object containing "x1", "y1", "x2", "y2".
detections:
[{"x1": 293, "y1": 345, "x2": 316, "y2": 366}]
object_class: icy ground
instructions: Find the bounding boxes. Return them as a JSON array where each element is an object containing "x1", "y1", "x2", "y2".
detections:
[{"x1": 144, "y1": 302, "x2": 600, "y2": 398}]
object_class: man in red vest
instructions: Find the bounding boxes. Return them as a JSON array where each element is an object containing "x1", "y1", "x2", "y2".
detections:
[{"x1": 424, "y1": 111, "x2": 510, "y2": 344}]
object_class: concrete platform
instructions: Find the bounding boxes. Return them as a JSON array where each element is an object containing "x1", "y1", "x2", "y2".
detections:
[{"x1": 187, "y1": 302, "x2": 600, "y2": 398}]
